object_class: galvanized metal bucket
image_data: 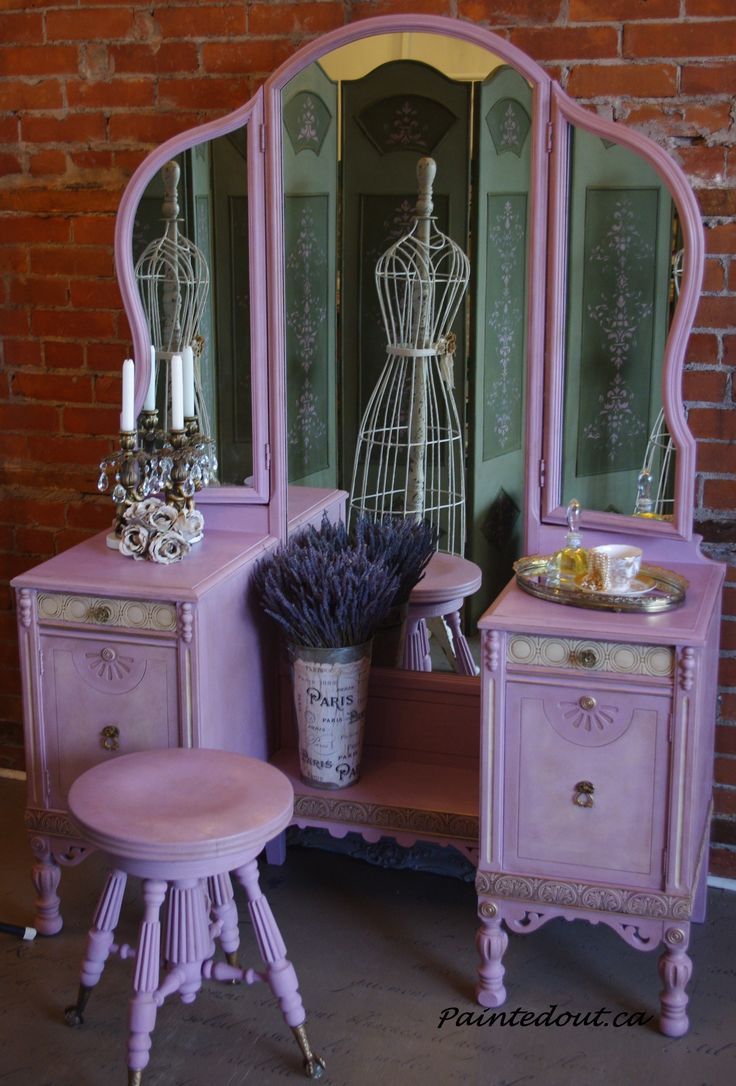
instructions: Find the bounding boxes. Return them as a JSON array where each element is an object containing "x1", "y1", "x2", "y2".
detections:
[{"x1": 288, "y1": 641, "x2": 372, "y2": 789}]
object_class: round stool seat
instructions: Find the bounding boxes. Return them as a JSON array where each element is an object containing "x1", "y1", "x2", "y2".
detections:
[
  {"x1": 68, "y1": 748, "x2": 294, "y2": 879},
  {"x1": 409, "y1": 552, "x2": 482, "y2": 611}
]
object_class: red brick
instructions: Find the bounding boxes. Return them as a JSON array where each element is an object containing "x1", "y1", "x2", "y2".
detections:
[
  {"x1": 570, "y1": 0, "x2": 678, "y2": 16},
  {"x1": 706, "y1": 223, "x2": 736, "y2": 255},
  {"x1": 708, "y1": 844, "x2": 736, "y2": 879},
  {"x1": 72, "y1": 216, "x2": 116, "y2": 246},
  {"x1": 717, "y1": 724, "x2": 736, "y2": 753},
  {"x1": 0, "y1": 11, "x2": 44, "y2": 44},
  {"x1": 701, "y1": 258, "x2": 726, "y2": 293},
  {"x1": 720, "y1": 621, "x2": 736, "y2": 652},
  {"x1": 21, "y1": 112, "x2": 107, "y2": 145},
  {"x1": 696, "y1": 441, "x2": 736, "y2": 474},
  {"x1": 698, "y1": 189, "x2": 736, "y2": 217},
  {"x1": 46, "y1": 8, "x2": 135, "y2": 41},
  {"x1": 28, "y1": 150, "x2": 67, "y2": 176},
  {"x1": 0, "y1": 45, "x2": 78, "y2": 77},
  {"x1": 12, "y1": 372, "x2": 93, "y2": 403},
  {"x1": 0, "y1": 402, "x2": 59, "y2": 432},
  {"x1": 2, "y1": 339, "x2": 42, "y2": 366},
  {"x1": 43, "y1": 340, "x2": 85, "y2": 368},
  {"x1": 568, "y1": 63, "x2": 677, "y2": 98},
  {"x1": 67, "y1": 79, "x2": 155, "y2": 110},
  {"x1": 713, "y1": 785, "x2": 736, "y2": 816},
  {"x1": 682, "y1": 62, "x2": 736, "y2": 95},
  {"x1": 65, "y1": 499, "x2": 113, "y2": 530},
  {"x1": 53, "y1": 527, "x2": 97, "y2": 552},
  {"x1": 0, "y1": 247, "x2": 28, "y2": 275},
  {"x1": 728, "y1": 262, "x2": 736, "y2": 294},
  {"x1": 723, "y1": 336, "x2": 736, "y2": 367},
  {"x1": 26, "y1": 434, "x2": 109, "y2": 465},
  {"x1": 94, "y1": 374, "x2": 126, "y2": 405},
  {"x1": 688, "y1": 407, "x2": 736, "y2": 441},
  {"x1": 108, "y1": 42, "x2": 199, "y2": 75},
  {"x1": 695, "y1": 295, "x2": 736, "y2": 329},
  {"x1": 62, "y1": 404, "x2": 121, "y2": 435},
  {"x1": 704, "y1": 478, "x2": 736, "y2": 509},
  {"x1": 0, "y1": 495, "x2": 66, "y2": 528},
  {"x1": 0, "y1": 215, "x2": 70, "y2": 244},
  {"x1": 684, "y1": 368, "x2": 728, "y2": 403},
  {"x1": 625, "y1": 20, "x2": 736, "y2": 58},
  {"x1": 158, "y1": 77, "x2": 251, "y2": 112},
  {"x1": 624, "y1": 102, "x2": 733, "y2": 137},
  {"x1": 31, "y1": 309, "x2": 117, "y2": 340},
  {"x1": 510, "y1": 25, "x2": 619, "y2": 61},
  {"x1": 687, "y1": 0, "x2": 736, "y2": 14},
  {"x1": 29, "y1": 246, "x2": 112, "y2": 278},
  {"x1": 0, "y1": 434, "x2": 29, "y2": 459},
  {"x1": 107, "y1": 112, "x2": 203, "y2": 147},
  {"x1": 0, "y1": 152, "x2": 21, "y2": 174},
  {"x1": 69, "y1": 279, "x2": 122, "y2": 310},
  {"x1": 156, "y1": 5, "x2": 247, "y2": 37},
  {"x1": 13, "y1": 526, "x2": 57, "y2": 557},
  {"x1": 351, "y1": 0, "x2": 451, "y2": 18},
  {"x1": 0, "y1": 78, "x2": 63, "y2": 110},
  {"x1": 248, "y1": 1, "x2": 346, "y2": 35},
  {"x1": 8, "y1": 276, "x2": 69, "y2": 307},
  {"x1": 202, "y1": 39, "x2": 296, "y2": 75},
  {"x1": 674, "y1": 146, "x2": 727, "y2": 188},
  {"x1": 0, "y1": 308, "x2": 29, "y2": 336}
]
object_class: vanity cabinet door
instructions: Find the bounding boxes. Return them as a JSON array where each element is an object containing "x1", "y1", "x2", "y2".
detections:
[
  {"x1": 39, "y1": 629, "x2": 179, "y2": 805},
  {"x1": 502, "y1": 678, "x2": 672, "y2": 889}
]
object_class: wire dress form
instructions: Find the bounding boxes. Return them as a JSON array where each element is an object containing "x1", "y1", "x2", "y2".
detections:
[
  {"x1": 350, "y1": 158, "x2": 470, "y2": 555},
  {"x1": 135, "y1": 159, "x2": 210, "y2": 431}
]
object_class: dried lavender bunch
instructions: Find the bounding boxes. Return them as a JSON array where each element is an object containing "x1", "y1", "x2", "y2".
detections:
[
  {"x1": 352, "y1": 514, "x2": 437, "y2": 605},
  {"x1": 252, "y1": 531, "x2": 399, "y2": 648}
]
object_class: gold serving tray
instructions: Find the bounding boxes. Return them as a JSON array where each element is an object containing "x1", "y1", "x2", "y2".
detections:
[{"x1": 513, "y1": 555, "x2": 688, "y2": 613}]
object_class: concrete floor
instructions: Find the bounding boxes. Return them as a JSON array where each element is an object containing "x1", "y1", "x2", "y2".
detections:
[{"x1": 1, "y1": 777, "x2": 735, "y2": 1086}]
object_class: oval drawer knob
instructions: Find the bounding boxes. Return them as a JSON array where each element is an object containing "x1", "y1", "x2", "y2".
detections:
[
  {"x1": 578, "y1": 649, "x2": 598, "y2": 669},
  {"x1": 579, "y1": 695, "x2": 597, "y2": 711},
  {"x1": 89, "y1": 604, "x2": 112, "y2": 624},
  {"x1": 100, "y1": 725, "x2": 120, "y2": 751},
  {"x1": 573, "y1": 780, "x2": 595, "y2": 808}
]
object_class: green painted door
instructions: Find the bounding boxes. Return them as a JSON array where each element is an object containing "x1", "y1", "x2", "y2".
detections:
[
  {"x1": 468, "y1": 66, "x2": 532, "y2": 619},
  {"x1": 340, "y1": 61, "x2": 471, "y2": 490},
  {"x1": 562, "y1": 127, "x2": 674, "y2": 515},
  {"x1": 282, "y1": 62, "x2": 339, "y2": 488}
]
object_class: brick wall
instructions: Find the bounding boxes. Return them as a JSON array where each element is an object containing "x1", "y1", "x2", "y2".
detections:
[{"x1": 1, "y1": 0, "x2": 735, "y2": 875}]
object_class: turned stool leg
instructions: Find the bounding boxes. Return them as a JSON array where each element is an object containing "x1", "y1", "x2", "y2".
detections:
[
  {"x1": 404, "y1": 617, "x2": 432, "y2": 671},
  {"x1": 65, "y1": 869, "x2": 128, "y2": 1026},
  {"x1": 207, "y1": 872, "x2": 241, "y2": 966},
  {"x1": 444, "y1": 610, "x2": 479, "y2": 676},
  {"x1": 160, "y1": 879, "x2": 215, "y2": 1004},
  {"x1": 233, "y1": 859, "x2": 324, "y2": 1079},
  {"x1": 128, "y1": 878, "x2": 167, "y2": 1086},
  {"x1": 659, "y1": 926, "x2": 692, "y2": 1037},
  {"x1": 476, "y1": 910, "x2": 508, "y2": 1008}
]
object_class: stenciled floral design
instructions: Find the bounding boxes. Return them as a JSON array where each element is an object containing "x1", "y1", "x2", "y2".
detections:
[
  {"x1": 582, "y1": 198, "x2": 652, "y2": 460},
  {"x1": 286, "y1": 204, "x2": 328, "y2": 463},
  {"x1": 486, "y1": 198, "x2": 524, "y2": 452}
]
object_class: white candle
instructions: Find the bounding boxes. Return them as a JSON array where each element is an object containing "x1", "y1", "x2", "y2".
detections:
[
  {"x1": 121, "y1": 357, "x2": 135, "y2": 432},
  {"x1": 182, "y1": 345, "x2": 195, "y2": 418},
  {"x1": 143, "y1": 344, "x2": 157, "y2": 411},
  {"x1": 171, "y1": 353, "x2": 184, "y2": 431}
]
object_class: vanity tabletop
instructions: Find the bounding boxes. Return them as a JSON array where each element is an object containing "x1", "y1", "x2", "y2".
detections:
[
  {"x1": 11, "y1": 527, "x2": 274, "y2": 602},
  {"x1": 479, "y1": 559, "x2": 726, "y2": 648}
]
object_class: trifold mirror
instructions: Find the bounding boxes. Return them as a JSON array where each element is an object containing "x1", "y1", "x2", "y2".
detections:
[{"x1": 115, "y1": 15, "x2": 703, "y2": 621}]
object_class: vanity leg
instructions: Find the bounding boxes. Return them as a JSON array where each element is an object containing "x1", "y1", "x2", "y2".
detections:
[
  {"x1": 29, "y1": 835, "x2": 63, "y2": 935},
  {"x1": 475, "y1": 907, "x2": 508, "y2": 1008},
  {"x1": 658, "y1": 926, "x2": 692, "y2": 1037}
]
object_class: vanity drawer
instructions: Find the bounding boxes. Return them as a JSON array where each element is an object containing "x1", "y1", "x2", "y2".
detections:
[
  {"x1": 37, "y1": 592, "x2": 178, "y2": 634},
  {"x1": 39, "y1": 629, "x2": 179, "y2": 804},
  {"x1": 502, "y1": 678, "x2": 671, "y2": 888},
  {"x1": 506, "y1": 634, "x2": 674, "y2": 680}
]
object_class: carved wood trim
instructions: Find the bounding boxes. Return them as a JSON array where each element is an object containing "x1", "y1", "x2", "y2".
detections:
[
  {"x1": 507, "y1": 634, "x2": 674, "y2": 678},
  {"x1": 37, "y1": 592, "x2": 177, "y2": 633},
  {"x1": 475, "y1": 870, "x2": 692, "y2": 921},
  {"x1": 292, "y1": 794, "x2": 479, "y2": 841}
]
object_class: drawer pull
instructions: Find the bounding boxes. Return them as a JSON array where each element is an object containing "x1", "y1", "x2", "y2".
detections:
[
  {"x1": 100, "y1": 725, "x2": 120, "y2": 751},
  {"x1": 573, "y1": 780, "x2": 595, "y2": 808},
  {"x1": 579, "y1": 695, "x2": 597, "y2": 711},
  {"x1": 578, "y1": 649, "x2": 598, "y2": 669},
  {"x1": 89, "y1": 604, "x2": 112, "y2": 624}
]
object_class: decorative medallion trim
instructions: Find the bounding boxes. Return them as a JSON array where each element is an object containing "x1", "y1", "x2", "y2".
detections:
[
  {"x1": 507, "y1": 634, "x2": 674, "y2": 678},
  {"x1": 37, "y1": 593, "x2": 177, "y2": 633},
  {"x1": 475, "y1": 870, "x2": 692, "y2": 921},
  {"x1": 292, "y1": 794, "x2": 478, "y2": 842}
]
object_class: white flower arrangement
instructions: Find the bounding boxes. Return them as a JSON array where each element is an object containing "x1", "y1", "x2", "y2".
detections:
[{"x1": 118, "y1": 498, "x2": 204, "y2": 563}]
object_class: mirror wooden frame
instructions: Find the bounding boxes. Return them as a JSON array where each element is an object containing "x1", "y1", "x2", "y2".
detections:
[{"x1": 114, "y1": 13, "x2": 704, "y2": 549}]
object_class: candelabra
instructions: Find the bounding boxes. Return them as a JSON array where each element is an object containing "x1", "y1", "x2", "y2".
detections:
[{"x1": 97, "y1": 416, "x2": 218, "y2": 561}]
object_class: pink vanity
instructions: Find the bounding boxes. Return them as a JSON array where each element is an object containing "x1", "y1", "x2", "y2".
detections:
[{"x1": 12, "y1": 15, "x2": 724, "y2": 1036}]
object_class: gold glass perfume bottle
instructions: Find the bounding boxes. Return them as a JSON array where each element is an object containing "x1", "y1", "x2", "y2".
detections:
[{"x1": 546, "y1": 499, "x2": 588, "y2": 586}]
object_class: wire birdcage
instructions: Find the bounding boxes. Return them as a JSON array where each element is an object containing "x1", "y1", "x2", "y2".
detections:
[
  {"x1": 349, "y1": 158, "x2": 470, "y2": 554},
  {"x1": 134, "y1": 159, "x2": 210, "y2": 430}
]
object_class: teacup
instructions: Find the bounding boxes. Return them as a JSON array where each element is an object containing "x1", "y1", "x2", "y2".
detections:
[{"x1": 588, "y1": 544, "x2": 642, "y2": 593}]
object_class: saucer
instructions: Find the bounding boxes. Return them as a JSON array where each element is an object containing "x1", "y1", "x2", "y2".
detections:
[{"x1": 584, "y1": 574, "x2": 655, "y2": 597}]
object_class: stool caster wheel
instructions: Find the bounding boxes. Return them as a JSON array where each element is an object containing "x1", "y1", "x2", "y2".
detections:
[
  {"x1": 293, "y1": 1023, "x2": 325, "y2": 1079},
  {"x1": 64, "y1": 1005, "x2": 84, "y2": 1027},
  {"x1": 64, "y1": 984, "x2": 92, "y2": 1027}
]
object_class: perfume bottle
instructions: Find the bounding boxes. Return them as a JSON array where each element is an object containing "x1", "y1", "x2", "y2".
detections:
[{"x1": 546, "y1": 499, "x2": 588, "y2": 586}]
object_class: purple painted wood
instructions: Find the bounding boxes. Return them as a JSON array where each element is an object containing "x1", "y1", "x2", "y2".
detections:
[
  {"x1": 402, "y1": 554, "x2": 482, "y2": 675},
  {"x1": 65, "y1": 749, "x2": 324, "y2": 1080}
]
